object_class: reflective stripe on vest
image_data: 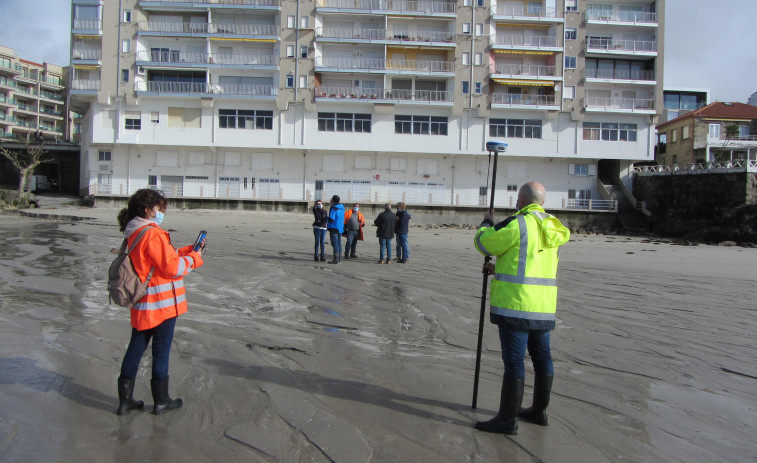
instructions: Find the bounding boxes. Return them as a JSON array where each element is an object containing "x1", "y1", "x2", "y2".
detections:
[
  {"x1": 134, "y1": 293, "x2": 187, "y2": 311},
  {"x1": 175, "y1": 256, "x2": 194, "y2": 278},
  {"x1": 491, "y1": 305, "x2": 556, "y2": 320},
  {"x1": 475, "y1": 232, "x2": 493, "y2": 256}
]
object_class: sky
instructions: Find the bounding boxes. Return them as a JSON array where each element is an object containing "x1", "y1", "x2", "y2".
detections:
[{"x1": 0, "y1": 0, "x2": 755, "y2": 103}]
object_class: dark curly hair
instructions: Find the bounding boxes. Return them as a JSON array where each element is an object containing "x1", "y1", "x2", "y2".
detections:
[{"x1": 117, "y1": 189, "x2": 168, "y2": 232}]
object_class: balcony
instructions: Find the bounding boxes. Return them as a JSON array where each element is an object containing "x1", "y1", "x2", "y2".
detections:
[
  {"x1": 15, "y1": 102, "x2": 38, "y2": 114},
  {"x1": 13, "y1": 120, "x2": 37, "y2": 130},
  {"x1": 14, "y1": 87, "x2": 38, "y2": 97},
  {"x1": 492, "y1": 64, "x2": 559, "y2": 80},
  {"x1": 585, "y1": 38, "x2": 657, "y2": 56},
  {"x1": 71, "y1": 79, "x2": 101, "y2": 93},
  {"x1": 135, "y1": 51, "x2": 278, "y2": 68},
  {"x1": 492, "y1": 35, "x2": 562, "y2": 52},
  {"x1": 492, "y1": 5, "x2": 562, "y2": 22},
  {"x1": 135, "y1": 81, "x2": 277, "y2": 97},
  {"x1": 0, "y1": 61, "x2": 22, "y2": 75},
  {"x1": 72, "y1": 19, "x2": 103, "y2": 33},
  {"x1": 585, "y1": 68, "x2": 655, "y2": 83},
  {"x1": 315, "y1": 86, "x2": 452, "y2": 104},
  {"x1": 138, "y1": 21, "x2": 278, "y2": 39},
  {"x1": 490, "y1": 93, "x2": 558, "y2": 110},
  {"x1": 39, "y1": 90, "x2": 64, "y2": 102},
  {"x1": 0, "y1": 78, "x2": 17, "y2": 90},
  {"x1": 583, "y1": 96, "x2": 655, "y2": 114},
  {"x1": 586, "y1": 9, "x2": 657, "y2": 26},
  {"x1": 0, "y1": 97, "x2": 15, "y2": 107},
  {"x1": 72, "y1": 48, "x2": 103, "y2": 65},
  {"x1": 138, "y1": 0, "x2": 280, "y2": 10},
  {"x1": 39, "y1": 77, "x2": 64, "y2": 89},
  {"x1": 316, "y1": 27, "x2": 455, "y2": 44},
  {"x1": 316, "y1": 0, "x2": 456, "y2": 16},
  {"x1": 315, "y1": 57, "x2": 454, "y2": 74},
  {"x1": 40, "y1": 107, "x2": 64, "y2": 118}
]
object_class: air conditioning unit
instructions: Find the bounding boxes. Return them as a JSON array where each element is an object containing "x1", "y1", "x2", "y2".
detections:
[{"x1": 137, "y1": 66, "x2": 146, "y2": 75}]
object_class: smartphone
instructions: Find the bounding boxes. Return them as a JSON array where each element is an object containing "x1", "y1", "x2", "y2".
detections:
[{"x1": 193, "y1": 230, "x2": 207, "y2": 252}]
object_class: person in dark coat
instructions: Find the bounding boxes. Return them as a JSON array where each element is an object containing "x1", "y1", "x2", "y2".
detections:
[
  {"x1": 394, "y1": 202, "x2": 411, "y2": 263},
  {"x1": 312, "y1": 200, "x2": 328, "y2": 261},
  {"x1": 374, "y1": 203, "x2": 396, "y2": 264}
]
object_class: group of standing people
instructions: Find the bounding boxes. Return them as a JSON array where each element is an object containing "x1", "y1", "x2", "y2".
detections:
[{"x1": 312, "y1": 195, "x2": 411, "y2": 264}]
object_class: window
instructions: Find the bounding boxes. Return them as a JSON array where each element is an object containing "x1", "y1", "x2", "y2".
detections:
[
  {"x1": 462, "y1": 23, "x2": 471, "y2": 34},
  {"x1": 121, "y1": 69, "x2": 129, "y2": 82},
  {"x1": 218, "y1": 109, "x2": 273, "y2": 130},
  {"x1": 474, "y1": 53, "x2": 483, "y2": 66},
  {"x1": 286, "y1": 45, "x2": 295, "y2": 58},
  {"x1": 156, "y1": 151, "x2": 178, "y2": 167},
  {"x1": 395, "y1": 115, "x2": 448, "y2": 135},
  {"x1": 287, "y1": 15, "x2": 295, "y2": 28},
  {"x1": 672, "y1": 129, "x2": 678, "y2": 143},
  {"x1": 168, "y1": 107, "x2": 201, "y2": 128},
  {"x1": 121, "y1": 40, "x2": 130, "y2": 53},
  {"x1": 475, "y1": 23, "x2": 484, "y2": 36},
  {"x1": 124, "y1": 111, "x2": 140, "y2": 130},
  {"x1": 299, "y1": 75, "x2": 307, "y2": 88},
  {"x1": 564, "y1": 56, "x2": 577, "y2": 69},
  {"x1": 489, "y1": 119, "x2": 542, "y2": 139},
  {"x1": 507, "y1": 184, "x2": 517, "y2": 192},
  {"x1": 318, "y1": 113, "x2": 371, "y2": 133},
  {"x1": 462, "y1": 81, "x2": 469, "y2": 94},
  {"x1": 123, "y1": 10, "x2": 131, "y2": 22},
  {"x1": 300, "y1": 16, "x2": 309, "y2": 29},
  {"x1": 583, "y1": 122, "x2": 637, "y2": 141},
  {"x1": 462, "y1": 52, "x2": 470, "y2": 66},
  {"x1": 151, "y1": 111, "x2": 159, "y2": 123},
  {"x1": 682, "y1": 125, "x2": 690, "y2": 139},
  {"x1": 709, "y1": 124, "x2": 720, "y2": 139},
  {"x1": 463, "y1": 0, "x2": 471, "y2": 5},
  {"x1": 477, "y1": 0, "x2": 484, "y2": 6},
  {"x1": 565, "y1": 0, "x2": 577, "y2": 11},
  {"x1": 300, "y1": 45, "x2": 308, "y2": 59},
  {"x1": 286, "y1": 75, "x2": 294, "y2": 88},
  {"x1": 571, "y1": 164, "x2": 590, "y2": 176},
  {"x1": 390, "y1": 157, "x2": 406, "y2": 171},
  {"x1": 98, "y1": 150, "x2": 111, "y2": 161},
  {"x1": 474, "y1": 82, "x2": 482, "y2": 94},
  {"x1": 565, "y1": 28, "x2": 577, "y2": 40},
  {"x1": 563, "y1": 86, "x2": 576, "y2": 99}
]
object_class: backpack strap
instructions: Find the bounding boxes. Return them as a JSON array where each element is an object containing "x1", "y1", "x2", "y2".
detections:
[{"x1": 124, "y1": 226, "x2": 156, "y2": 283}]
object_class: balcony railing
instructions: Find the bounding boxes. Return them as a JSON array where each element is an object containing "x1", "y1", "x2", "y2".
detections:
[
  {"x1": 315, "y1": 86, "x2": 452, "y2": 102},
  {"x1": 73, "y1": 19, "x2": 102, "y2": 30},
  {"x1": 493, "y1": 64, "x2": 559, "y2": 77},
  {"x1": 39, "y1": 90, "x2": 64, "y2": 101},
  {"x1": 494, "y1": 5, "x2": 559, "y2": 18},
  {"x1": 14, "y1": 120, "x2": 37, "y2": 129},
  {"x1": 586, "y1": 38, "x2": 657, "y2": 53},
  {"x1": 0, "y1": 78, "x2": 17, "y2": 88},
  {"x1": 15, "y1": 87, "x2": 37, "y2": 96},
  {"x1": 317, "y1": 0, "x2": 456, "y2": 14},
  {"x1": 136, "y1": 51, "x2": 277, "y2": 66},
  {"x1": 317, "y1": 27, "x2": 454, "y2": 42},
  {"x1": 633, "y1": 160, "x2": 757, "y2": 175},
  {"x1": 16, "y1": 102, "x2": 37, "y2": 112},
  {"x1": 490, "y1": 93, "x2": 556, "y2": 106},
  {"x1": 135, "y1": 81, "x2": 277, "y2": 96},
  {"x1": 72, "y1": 48, "x2": 103, "y2": 60},
  {"x1": 71, "y1": 79, "x2": 101, "y2": 91},
  {"x1": 40, "y1": 107, "x2": 64, "y2": 117},
  {"x1": 0, "y1": 61, "x2": 22, "y2": 73},
  {"x1": 495, "y1": 35, "x2": 560, "y2": 48},
  {"x1": 140, "y1": 0, "x2": 280, "y2": 6},
  {"x1": 139, "y1": 21, "x2": 278, "y2": 36},
  {"x1": 584, "y1": 96, "x2": 655, "y2": 111},
  {"x1": 586, "y1": 9, "x2": 657, "y2": 24},
  {"x1": 585, "y1": 68, "x2": 655, "y2": 81},
  {"x1": 316, "y1": 56, "x2": 454, "y2": 72}
]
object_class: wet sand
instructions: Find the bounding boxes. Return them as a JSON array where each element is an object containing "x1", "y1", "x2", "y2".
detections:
[{"x1": 0, "y1": 207, "x2": 755, "y2": 462}]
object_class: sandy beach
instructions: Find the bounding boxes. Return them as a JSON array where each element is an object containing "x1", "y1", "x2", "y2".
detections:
[{"x1": 0, "y1": 205, "x2": 755, "y2": 462}]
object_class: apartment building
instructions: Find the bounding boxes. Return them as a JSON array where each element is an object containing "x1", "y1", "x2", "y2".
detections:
[
  {"x1": 0, "y1": 45, "x2": 68, "y2": 142},
  {"x1": 71, "y1": 0, "x2": 664, "y2": 208}
]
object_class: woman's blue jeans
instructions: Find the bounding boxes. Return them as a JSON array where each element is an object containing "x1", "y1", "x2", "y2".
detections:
[
  {"x1": 379, "y1": 238, "x2": 392, "y2": 260},
  {"x1": 497, "y1": 324, "x2": 554, "y2": 380},
  {"x1": 120, "y1": 316, "x2": 177, "y2": 381},
  {"x1": 313, "y1": 228, "x2": 326, "y2": 256},
  {"x1": 329, "y1": 230, "x2": 342, "y2": 255},
  {"x1": 395, "y1": 233, "x2": 409, "y2": 260}
]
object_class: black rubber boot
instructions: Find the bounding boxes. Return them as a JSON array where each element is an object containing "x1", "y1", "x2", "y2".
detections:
[
  {"x1": 116, "y1": 376, "x2": 144, "y2": 415},
  {"x1": 151, "y1": 376, "x2": 183, "y2": 415},
  {"x1": 475, "y1": 377, "x2": 524, "y2": 435},
  {"x1": 320, "y1": 254, "x2": 326, "y2": 261},
  {"x1": 519, "y1": 374, "x2": 553, "y2": 426},
  {"x1": 329, "y1": 252, "x2": 339, "y2": 264},
  {"x1": 314, "y1": 253, "x2": 319, "y2": 261}
]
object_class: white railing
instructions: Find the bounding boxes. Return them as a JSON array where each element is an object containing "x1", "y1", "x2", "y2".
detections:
[
  {"x1": 490, "y1": 94, "x2": 556, "y2": 106},
  {"x1": 72, "y1": 48, "x2": 102, "y2": 60},
  {"x1": 73, "y1": 19, "x2": 102, "y2": 30},
  {"x1": 562, "y1": 199, "x2": 617, "y2": 211},
  {"x1": 585, "y1": 68, "x2": 655, "y2": 81},
  {"x1": 71, "y1": 79, "x2": 101, "y2": 91},
  {"x1": 315, "y1": 86, "x2": 452, "y2": 102},
  {"x1": 586, "y1": 9, "x2": 657, "y2": 24},
  {"x1": 135, "y1": 81, "x2": 276, "y2": 95},
  {"x1": 315, "y1": 56, "x2": 454, "y2": 72},
  {"x1": 493, "y1": 64, "x2": 559, "y2": 77},
  {"x1": 584, "y1": 97, "x2": 654, "y2": 111},
  {"x1": 494, "y1": 5, "x2": 558, "y2": 18},
  {"x1": 136, "y1": 50, "x2": 276, "y2": 66},
  {"x1": 139, "y1": 22, "x2": 277, "y2": 36},
  {"x1": 586, "y1": 38, "x2": 657, "y2": 53},
  {"x1": 139, "y1": 0, "x2": 280, "y2": 6},
  {"x1": 317, "y1": 27, "x2": 454, "y2": 42},
  {"x1": 633, "y1": 160, "x2": 757, "y2": 175},
  {"x1": 317, "y1": 0, "x2": 456, "y2": 14},
  {"x1": 496, "y1": 35, "x2": 560, "y2": 48}
]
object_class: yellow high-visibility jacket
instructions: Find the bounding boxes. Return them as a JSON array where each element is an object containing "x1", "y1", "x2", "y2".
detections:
[{"x1": 474, "y1": 203, "x2": 570, "y2": 329}]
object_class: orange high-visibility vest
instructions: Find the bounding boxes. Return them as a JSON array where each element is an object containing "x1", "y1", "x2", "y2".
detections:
[{"x1": 127, "y1": 224, "x2": 203, "y2": 330}]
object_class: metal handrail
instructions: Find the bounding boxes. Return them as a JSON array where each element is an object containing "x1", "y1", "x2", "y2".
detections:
[
  {"x1": 633, "y1": 160, "x2": 757, "y2": 174},
  {"x1": 585, "y1": 68, "x2": 655, "y2": 81},
  {"x1": 490, "y1": 93, "x2": 556, "y2": 106},
  {"x1": 494, "y1": 5, "x2": 558, "y2": 18},
  {"x1": 139, "y1": 21, "x2": 277, "y2": 36},
  {"x1": 73, "y1": 19, "x2": 102, "y2": 30},
  {"x1": 315, "y1": 86, "x2": 452, "y2": 102},
  {"x1": 584, "y1": 97, "x2": 655, "y2": 110},
  {"x1": 136, "y1": 51, "x2": 277, "y2": 66},
  {"x1": 586, "y1": 38, "x2": 657, "y2": 53},
  {"x1": 139, "y1": 0, "x2": 280, "y2": 5},
  {"x1": 71, "y1": 79, "x2": 101, "y2": 90},
  {"x1": 72, "y1": 48, "x2": 103, "y2": 60},
  {"x1": 135, "y1": 81, "x2": 277, "y2": 95},
  {"x1": 586, "y1": 9, "x2": 657, "y2": 23},
  {"x1": 317, "y1": 0, "x2": 456, "y2": 13},
  {"x1": 493, "y1": 64, "x2": 558, "y2": 77},
  {"x1": 315, "y1": 56, "x2": 454, "y2": 72},
  {"x1": 317, "y1": 27, "x2": 454, "y2": 42},
  {"x1": 495, "y1": 35, "x2": 561, "y2": 48}
]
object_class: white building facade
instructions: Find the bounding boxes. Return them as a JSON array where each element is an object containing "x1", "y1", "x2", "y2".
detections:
[{"x1": 70, "y1": 0, "x2": 664, "y2": 210}]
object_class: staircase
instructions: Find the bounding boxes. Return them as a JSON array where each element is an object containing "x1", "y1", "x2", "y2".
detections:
[{"x1": 603, "y1": 184, "x2": 649, "y2": 232}]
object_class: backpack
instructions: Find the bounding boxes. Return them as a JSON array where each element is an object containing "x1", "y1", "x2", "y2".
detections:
[{"x1": 108, "y1": 227, "x2": 155, "y2": 308}]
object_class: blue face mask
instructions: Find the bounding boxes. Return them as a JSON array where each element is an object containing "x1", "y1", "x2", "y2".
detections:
[{"x1": 153, "y1": 210, "x2": 165, "y2": 225}]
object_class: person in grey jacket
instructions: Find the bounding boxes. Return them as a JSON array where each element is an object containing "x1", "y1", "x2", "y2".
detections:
[{"x1": 374, "y1": 203, "x2": 396, "y2": 264}]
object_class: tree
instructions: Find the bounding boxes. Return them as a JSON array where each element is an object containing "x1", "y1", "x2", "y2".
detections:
[{"x1": 0, "y1": 138, "x2": 52, "y2": 196}]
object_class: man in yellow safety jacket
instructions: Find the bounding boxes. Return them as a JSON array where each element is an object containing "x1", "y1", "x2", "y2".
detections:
[{"x1": 473, "y1": 182, "x2": 570, "y2": 435}]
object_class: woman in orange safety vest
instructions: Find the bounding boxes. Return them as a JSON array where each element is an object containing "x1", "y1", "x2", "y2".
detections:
[{"x1": 115, "y1": 189, "x2": 205, "y2": 416}]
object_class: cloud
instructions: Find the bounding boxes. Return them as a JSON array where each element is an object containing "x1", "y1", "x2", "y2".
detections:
[{"x1": 0, "y1": 0, "x2": 70, "y2": 66}]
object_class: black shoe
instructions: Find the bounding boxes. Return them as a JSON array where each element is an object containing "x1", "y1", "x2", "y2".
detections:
[
  {"x1": 475, "y1": 377, "x2": 524, "y2": 435},
  {"x1": 314, "y1": 254, "x2": 319, "y2": 261},
  {"x1": 329, "y1": 252, "x2": 339, "y2": 264},
  {"x1": 320, "y1": 255, "x2": 326, "y2": 261},
  {"x1": 151, "y1": 376, "x2": 183, "y2": 415},
  {"x1": 350, "y1": 254, "x2": 358, "y2": 258},
  {"x1": 519, "y1": 374, "x2": 553, "y2": 426},
  {"x1": 116, "y1": 376, "x2": 144, "y2": 415}
]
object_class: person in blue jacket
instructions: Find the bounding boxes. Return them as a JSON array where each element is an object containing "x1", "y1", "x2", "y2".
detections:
[
  {"x1": 394, "y1": 202, "x2": 411, "y2": 263},
  {"x1": 327, "y1": 195, "x2": 345, "y2": 264}
]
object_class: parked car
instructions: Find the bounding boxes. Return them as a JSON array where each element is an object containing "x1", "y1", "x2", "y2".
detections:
[{"x1": 25, "y1": 175, "x2": 58, "y2": 193}]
